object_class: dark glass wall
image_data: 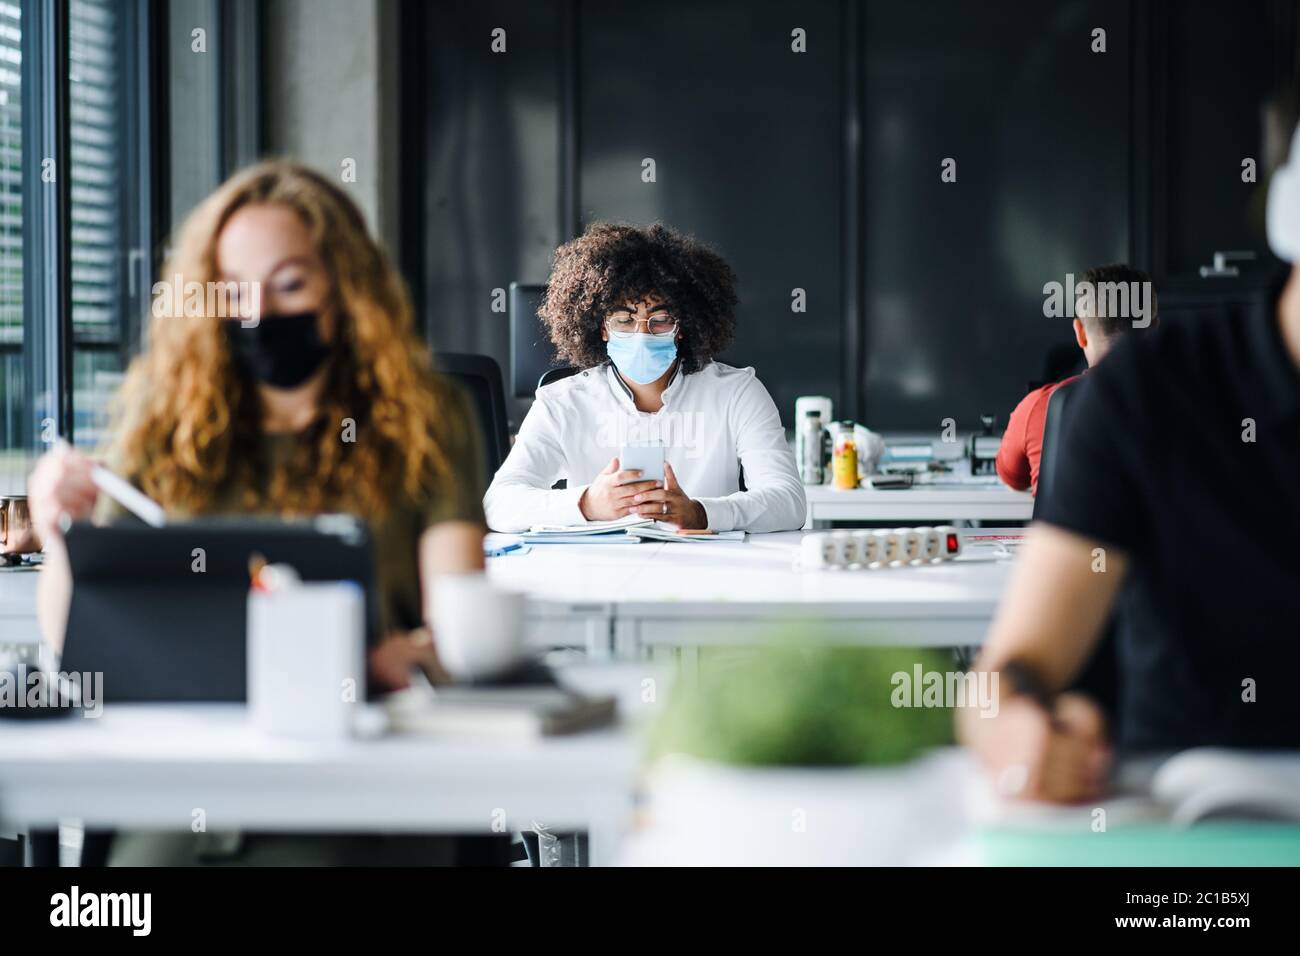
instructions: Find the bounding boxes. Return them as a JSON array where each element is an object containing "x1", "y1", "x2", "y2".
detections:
[
  {"x1": 403, "y1": 0, "x2": 562, "y2": 430},
  {"x1": 861, "y1": 0, "x2": 1130, "y2": 429},
  {"x1": 403, "y1": 0, "x2": 1296, "y2": 432},
  {"x1": 578, "y1": 1, "x2": 844, "y2": 422},
  {"x1": 1161, "y1": 0, "x2": 1291, "y2": 279}
]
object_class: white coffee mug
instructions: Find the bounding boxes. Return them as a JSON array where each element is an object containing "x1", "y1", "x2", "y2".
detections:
[{"x1": 432, "y1": 573, "x2": 526, "y2": 681}]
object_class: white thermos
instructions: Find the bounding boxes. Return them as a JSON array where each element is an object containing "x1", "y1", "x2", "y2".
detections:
[
  {"x1": 799, "y1": 410, "x2": 825, "y2": 485},
  {"x1": 794, "y1": 396, "x2": 833, "y2": 485}
]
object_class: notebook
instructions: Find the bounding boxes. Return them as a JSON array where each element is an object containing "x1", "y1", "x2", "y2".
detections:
[
  {"x1": 386, "y1": 684, "x2": 617, "y2": 739},
  {"x1": 519, "y1": 516, "x2": 652, "y2": 544},
  {"x1": 972, "y1": 748, "x2": 1300, "y2": 829},
  {"x1": 525, "y1": 516, "x2": 652, "y2": 536},
  {"x1": 626, "y1": 527, "x2": 746, "y2": 543},
  {"x1": 1152, "y1": 748, "x2": 1300, "y2": 824}
]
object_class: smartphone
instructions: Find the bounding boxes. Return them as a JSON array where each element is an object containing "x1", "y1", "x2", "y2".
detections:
[{"x1": 618, "y1": 444, "x2": 665, "y2": 485}]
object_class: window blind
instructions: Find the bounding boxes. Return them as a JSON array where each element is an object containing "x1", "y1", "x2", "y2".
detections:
[
  {"x1": 0, "y1": 1, "x2": 20, "y2": 340},
  {"x1": 68, "y1": 0, "x2": 120, "y2": 343}
]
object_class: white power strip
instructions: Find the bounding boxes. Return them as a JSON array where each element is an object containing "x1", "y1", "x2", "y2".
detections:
[{"x1": 797, "y1": 526, "x2": 962, "y2": 571}]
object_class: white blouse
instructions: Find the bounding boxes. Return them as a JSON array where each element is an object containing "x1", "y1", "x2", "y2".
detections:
[{"x1": 483, "y1": 361, "x2": 807, "y2": 533}]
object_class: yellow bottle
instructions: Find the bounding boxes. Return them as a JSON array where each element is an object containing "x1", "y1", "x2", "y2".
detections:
[{"x1": 832, "y1": 422, "x2": 858, "y2": 490}]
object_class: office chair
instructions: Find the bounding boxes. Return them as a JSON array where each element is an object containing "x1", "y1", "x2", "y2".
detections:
[
  {"x1": 27, "y1": 830, "x2": 58, "y2": 866},
  {"x1": 1034, "y1": 342, "x2": 1086, "y2": 394},
  {"x1": 532, "y1": 366, "x2": 580, "y2": 490},
  {"x1": 509, "y1": 283, "x2": 550, "y2": 399},
  {"x1": 1033, "y1": 377, "x2": 1083, "y2": 516},
  {"x1": 537, "y1": 366, "x2": 580, "y2": 390},
  {"x1": 1033, "y1": 376, "x2": 1122, "y2": 735},
  {"x1": 434, "y1": 353, "x2": 512, "y2": 478}
]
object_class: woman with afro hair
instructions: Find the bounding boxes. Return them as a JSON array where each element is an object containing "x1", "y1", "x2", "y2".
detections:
[{"x1": 484, "y1": 222, "x2": 805, "y2": 534}]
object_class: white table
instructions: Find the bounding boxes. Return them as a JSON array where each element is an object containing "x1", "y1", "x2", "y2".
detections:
[
  {"x1": 485, "y1": 540, "x2": 648, "y2": 655},
  {"x1": 4, "y1": 532, "x2": 1011, "y2": 665},
  {"x1": 0, "y1": 569, "x2": 42, "y2": 665},
  {"x1": 803, "y1": 483, "x2": 1033, "y2": 526},
  {"x1": 0, "y1": 700, "x2": 641, "y2": 866},
  {"x1": 490, "y1": 531, "x2": 1013, "y2": 658}
]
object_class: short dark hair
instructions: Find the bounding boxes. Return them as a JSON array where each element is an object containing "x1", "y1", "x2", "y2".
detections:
[
  {"x1": 1075, "y1": 263, "x2": 1157, "y2": 337},
  {"x1": 538, "y1": 222, "x2": 738, "y2": 373}
]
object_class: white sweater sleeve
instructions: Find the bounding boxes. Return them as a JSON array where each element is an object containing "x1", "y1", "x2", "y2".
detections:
[
  {"x1": 694, "y1": 372, "x2": 807, "y2": 532},
  {"x1": 482, "y1": 392, "x2": 589, "y2": 533}
]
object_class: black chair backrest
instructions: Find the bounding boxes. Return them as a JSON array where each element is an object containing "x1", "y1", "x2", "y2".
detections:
[
  {"x1": 434, "y1": 352, "x2": 511, "y2": 478},
  {"x1": 1033, "y1": 376, "x2": 1083, "y2": 518},
  {"x1": 509, "y1": 283, "x2": 552, "y2": 398},
  {"x1": 538, "y1": 366, "x2": 581, "y2": 390},
  {"x1": 533, "y1": 365, "x2": 582, "y2": 491}
]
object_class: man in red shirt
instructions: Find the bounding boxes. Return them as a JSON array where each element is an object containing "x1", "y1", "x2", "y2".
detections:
[{"x1": 996, "y1": 264, "x2": 1156, "y2": 493}]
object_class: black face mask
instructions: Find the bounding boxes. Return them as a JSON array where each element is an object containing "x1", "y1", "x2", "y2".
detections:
[{"x1": 224, "y1": 312, "x2": 332, "y2": 389}]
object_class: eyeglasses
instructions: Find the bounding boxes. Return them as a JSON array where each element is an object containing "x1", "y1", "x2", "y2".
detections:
[{"x1": 605, "y1": 313, "x2": 678, "y2": 337}]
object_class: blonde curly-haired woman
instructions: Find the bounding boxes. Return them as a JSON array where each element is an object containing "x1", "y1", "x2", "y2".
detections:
[{"x1": 28, "y1": 161, "x2": 490, "y2": 865}]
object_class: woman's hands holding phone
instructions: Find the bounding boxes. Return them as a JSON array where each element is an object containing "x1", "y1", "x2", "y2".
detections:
[
  {"x1": 627, "y1": 462, "x2": 707, "y2": 529},
  {"x1": 581, "y1": 458, "x2": 707, "y2": 528},
  {"x1": 579, "y1": 457, "x2": 660, "y2": 521}
]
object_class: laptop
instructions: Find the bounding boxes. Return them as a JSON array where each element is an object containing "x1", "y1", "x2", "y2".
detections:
[{"x1": 61, "y1": 516, "x2": 377, "y2": 703}]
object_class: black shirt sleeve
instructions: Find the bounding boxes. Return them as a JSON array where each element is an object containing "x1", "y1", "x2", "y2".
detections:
[{"x1": 1033, "y1": 349, "x2": 1153, "y2": 557}]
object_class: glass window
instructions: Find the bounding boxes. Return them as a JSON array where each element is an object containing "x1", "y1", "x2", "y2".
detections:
[
  {"x1": 0, "y1": 1, "x2": 24, "y2": 494},
  {"x1": 69, "y1": 0, "x2": 127, "y2": 450},
  {"x1": 0, "y1": 0, "x2": 224, "y2": 490}
]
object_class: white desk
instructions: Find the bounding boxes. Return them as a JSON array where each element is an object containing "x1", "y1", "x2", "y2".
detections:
[
  {"x1": 485, "y1": 542, "x2": 650, "y2": 656},
  {"x1": 803, "y1": 483, "x2": 1033, "y2": 526},
  {"x1": 490, "y1": 531, "x2": 1013, "y2": 657},
  {"x1": 3, "y1": 533, "x2": 1010, "y2": 665},
  {"x1": 0, "y1": 701, "x2": 641, "y2": 865},
  {"x1": 0, "y1": 569, "x2": 42, "y2": 664}
]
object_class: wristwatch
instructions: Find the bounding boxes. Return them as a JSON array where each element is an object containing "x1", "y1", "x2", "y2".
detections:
[{"x1": 1001, "y1": 658, "x2": 1057, "y2": 714}]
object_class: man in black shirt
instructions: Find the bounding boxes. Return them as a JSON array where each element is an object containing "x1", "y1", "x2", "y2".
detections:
[{"x1": 960, "y1": 129, "x2": 1300, "y2": 802}]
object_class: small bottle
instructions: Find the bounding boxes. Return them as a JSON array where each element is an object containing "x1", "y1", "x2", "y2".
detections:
[
  {"x1": 831, "y1": 420, "x2": 859, "y2": 490},
  {"x1": 799, "y1": 410, "x2": 825, "y2": 485}
]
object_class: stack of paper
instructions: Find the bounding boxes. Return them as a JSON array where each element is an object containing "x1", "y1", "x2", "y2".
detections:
[
  {"x1": 520, "y1": 515, "x2": 653, "y2": 544},
  {"x1": 386, "y1": 684, "x2": 618, "y2": 739},
  {"x1": 514, "y1": 516, "x2": 746, "y2": 545},
  {"x1": 626, "y1": 527, "x2": 746, "y2": 543}
]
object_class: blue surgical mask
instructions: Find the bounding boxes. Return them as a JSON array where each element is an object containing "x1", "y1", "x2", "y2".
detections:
[{"x1": 606, "y1": 332, "x2": 678, "y2": 385}]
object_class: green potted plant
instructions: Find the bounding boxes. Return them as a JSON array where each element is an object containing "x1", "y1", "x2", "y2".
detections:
[{"x1": 630, "y1": 636, "x2": 967, "y2": 865}]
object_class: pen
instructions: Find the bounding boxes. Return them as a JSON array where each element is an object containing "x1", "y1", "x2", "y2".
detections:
[{"x1": 55, "y1": 437, "x2": 168, "y2": 528}]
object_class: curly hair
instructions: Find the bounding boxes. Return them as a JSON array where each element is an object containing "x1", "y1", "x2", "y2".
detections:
[
  {"x1": 107, "y1": 160, "x2": 457, "y2": 520},
  {"x1": 538, "y1": 222, "x2": 738, "y2": 374}
]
